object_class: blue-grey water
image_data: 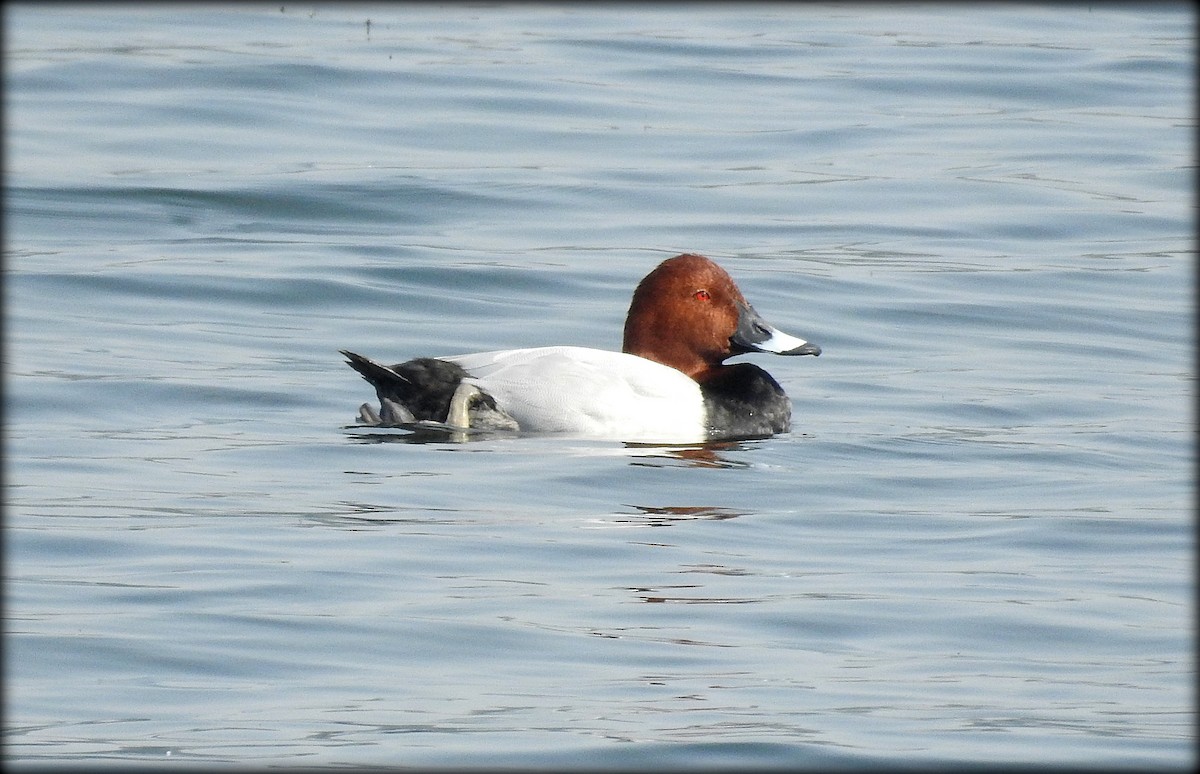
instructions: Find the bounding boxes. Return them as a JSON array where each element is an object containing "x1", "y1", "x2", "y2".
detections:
[{"x1": 4, "y1": 4, "x2": 1193, "y2": 769}]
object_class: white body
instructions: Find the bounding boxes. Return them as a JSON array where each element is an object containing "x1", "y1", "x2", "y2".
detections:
[{"x1": 445, "y1": 346, "x2": 708, "y2": 444}]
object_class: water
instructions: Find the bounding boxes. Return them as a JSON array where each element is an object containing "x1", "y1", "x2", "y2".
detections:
[{"x1": 4, "y1": 4, "x2": 1193, "y2": 768}]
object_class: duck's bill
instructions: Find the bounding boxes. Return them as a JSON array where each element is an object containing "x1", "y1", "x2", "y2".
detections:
[
  {"x1": 751, "y1": 327, "x2": 821, "y2": 356},
  {"x1": 732, "y1": 302, "x2": 821, "y2": 357}
]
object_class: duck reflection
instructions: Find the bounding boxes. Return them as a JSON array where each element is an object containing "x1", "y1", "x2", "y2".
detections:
[
  {"x1": 625, "y1": 441, "x2": 753, "y2": 469},
  {"x1": 593, "y1": 504, "x2": 745, "y2": 529},
  {"x1": 345, "y1": 426, "x2": 761, "y2": 469}
]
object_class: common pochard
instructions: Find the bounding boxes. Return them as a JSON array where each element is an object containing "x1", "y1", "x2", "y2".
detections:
[{"x1": 342, "y1": 253, "x2": 819, "y2": 443}]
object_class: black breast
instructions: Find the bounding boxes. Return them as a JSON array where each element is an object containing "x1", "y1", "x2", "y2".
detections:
[{"x1": 700, "y1": 363, "x2": 792, "y2": 440}]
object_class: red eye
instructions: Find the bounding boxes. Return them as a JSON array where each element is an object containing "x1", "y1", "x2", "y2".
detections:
[{"x1": 693, "y1": 289, "x2": 711, "y2": 301}]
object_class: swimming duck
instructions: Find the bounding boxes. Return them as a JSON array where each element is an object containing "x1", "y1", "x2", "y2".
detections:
[{"x1": 342, "y1": 253, "x2": 819, "y2": 443}]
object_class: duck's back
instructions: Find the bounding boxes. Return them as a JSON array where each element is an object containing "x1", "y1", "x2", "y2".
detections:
[{"x1": 446, "y1": 346, "x2": 706, "y2": 443}]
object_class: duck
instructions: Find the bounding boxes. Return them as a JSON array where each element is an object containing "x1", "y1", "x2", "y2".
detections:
[{"x1": 341, "y1": 253, "x2": 820, "y2": 443}]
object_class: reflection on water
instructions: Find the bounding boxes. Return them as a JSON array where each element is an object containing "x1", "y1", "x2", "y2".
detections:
[
  {"x1": 630, "y1": 585, "x2": 761, "y2": 605},
  {"x1": 626, "y1": 443, "x2": 756, "y2": 469},
  {"x1": 586, "y1": 505, "x2": 744, "y2": 529},
  {"x1": 344, "y1": 422, "x2": 502, "y2": 444},
  {"x1": 344, "y1": 424, "x2": 759, "y2": 469}
]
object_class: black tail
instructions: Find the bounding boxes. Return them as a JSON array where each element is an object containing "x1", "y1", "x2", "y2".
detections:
[
  {"x1": 340, "y1": 350, "x2": 408, "y2": 390},
  {"x1": 340, "y1": 350, "x2": 471, "y2": 422}
]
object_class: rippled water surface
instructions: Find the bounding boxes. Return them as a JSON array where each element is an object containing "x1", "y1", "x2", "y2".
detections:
[{"x1": 4, "y1": 4, "x2": 1194, "y2": 769}]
